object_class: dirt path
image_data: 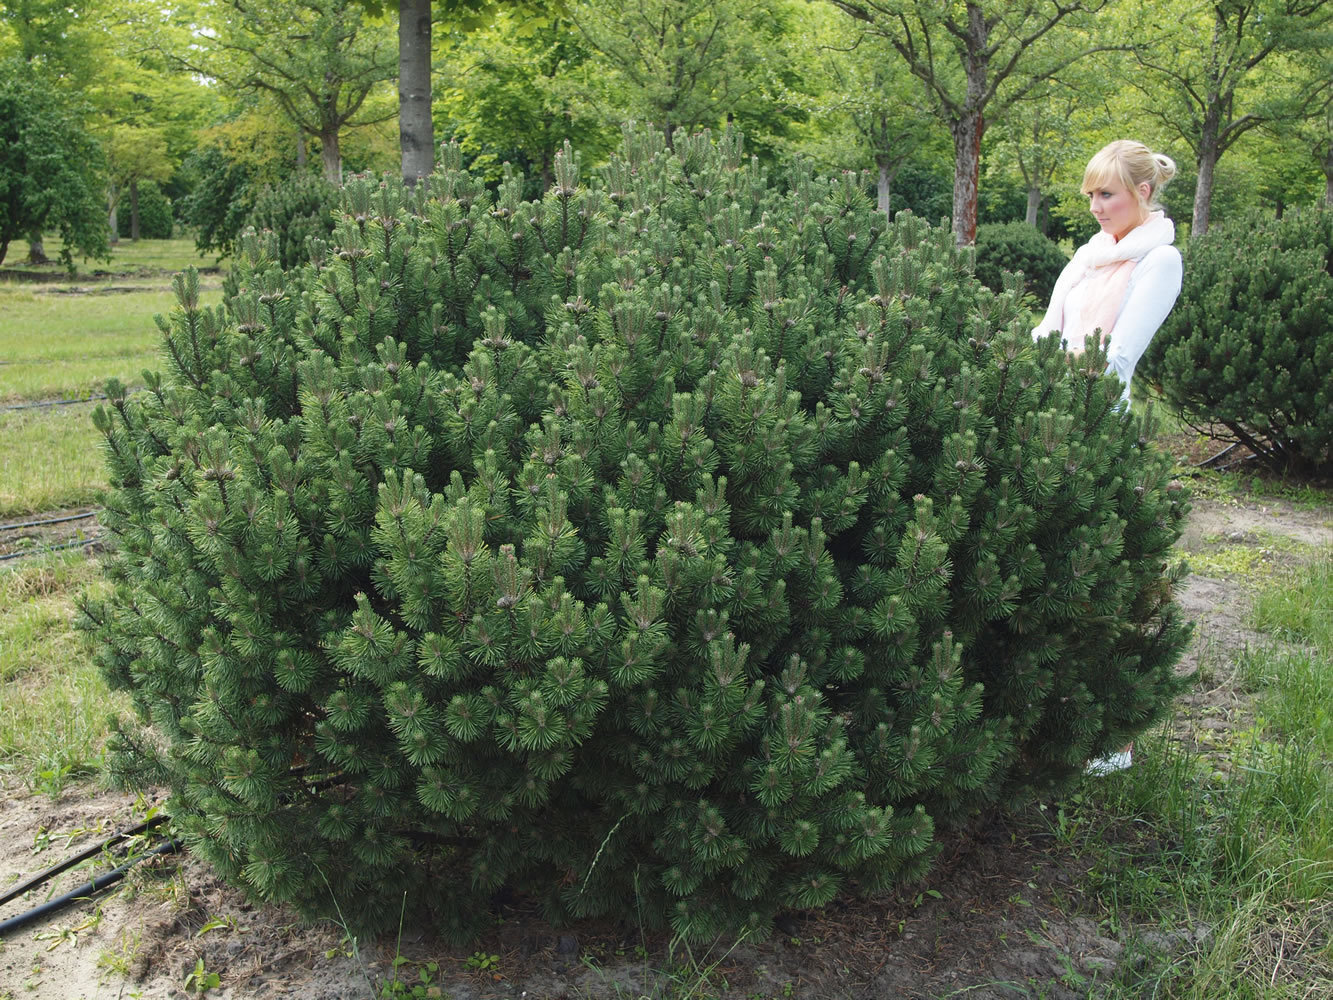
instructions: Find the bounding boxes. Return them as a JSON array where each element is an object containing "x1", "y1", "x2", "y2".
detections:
[{"x1": 1, "y1": 492, "x2": 1328, "y2": 1000}]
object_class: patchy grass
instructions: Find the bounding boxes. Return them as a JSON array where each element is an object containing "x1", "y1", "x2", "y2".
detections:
[
  {"x1": 1065, "y1": 557, "x2": 1333, "y2": 1000},
  {"x1": 1186, "y1": 470, "x2": 1333, "y2": 513},
  {"x1": 0, "y1": 553, "x2": 122, "y2": 793},
  {"x1": 1252, "y1": 558, "x2": 1333, "y2": 645},
  {"x1": 1181, "y1": 529, "x2": 1317, "y2": 583},
  {"x1": 0, "y1": 406, "x2": 107, "y2": 518}
]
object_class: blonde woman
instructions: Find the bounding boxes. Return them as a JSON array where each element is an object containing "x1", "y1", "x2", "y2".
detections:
[
  {"x1": 1033, "y1": 141, "x2": 1182, "y2": 775},
  {"x1": 1033, "y1": 140, "x2": 1182, "y2": 409}
]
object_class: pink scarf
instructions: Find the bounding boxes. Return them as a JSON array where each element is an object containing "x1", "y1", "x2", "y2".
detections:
[{"x1": 1051, "y1": 211, "x2": 1176, "y2": 355}]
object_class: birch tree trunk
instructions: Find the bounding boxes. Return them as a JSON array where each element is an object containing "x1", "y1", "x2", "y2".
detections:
[
  {"x1": 1025, "y1": 187, "x2": 1042, "y2": 227},
  {"x1": 877, "y1": 161, "x2": 892, "y2": 218},
  {"x1": 320, "y1": 131, "x2": 342, "y2": 186},
  {"x1": 1192, "y1": 108, "x2": 1221, "y2": 238},
  {"x1": 130, "y1": 179, "x2": 141, "y2": 241},
  {"x1": 398, "y1": 0, "x2": 433, "y2": 185}
]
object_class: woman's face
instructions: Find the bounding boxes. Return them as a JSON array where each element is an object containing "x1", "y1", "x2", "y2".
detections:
[{"x1": 1087, "y1": 178, "x2": 1149, "y2": 241}]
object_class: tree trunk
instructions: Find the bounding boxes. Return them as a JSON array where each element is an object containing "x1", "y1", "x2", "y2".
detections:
[
  {"x1": 540, "y1": 149, "x2": 554, "y2": 193},
  {"x1": 1025, "y1": 187, "x2": 1041, "y2": 227},
  {"x1": 108, "y1": 185, "x2": 119, "y2": 245},
  {"x1": 877, "y1": 161, "x2": 892, "y2": 219},
  {"x1": 1192, "y1": 112, "x2": 1220, "y2": 238},
  {"x1": 26, "y1": 230, "x2": 48, "y2": 264},
  {"x1": 950, "y1": 112, "x2": 984, "y2": 245},
  {"x1": 130, "y1": 179, "x2": 141, "y2": 241},
  {"x1": 398, "y1": 0, "x2": 434, "y2": 185},
  {"x1": 1323, "y1": 141, "x2": 1333, "y2": 208},
  {"x1": 297, "y1": 133, "x2": 307, "y2": 169},
  {"x1": 320, "y1": 131, "x2": 342, "y2": 186}
]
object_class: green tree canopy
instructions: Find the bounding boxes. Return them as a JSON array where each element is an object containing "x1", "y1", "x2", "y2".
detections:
[
  {"x1": 566, "y1": 0, "x2": 805, "y2": 152},
  {"x1": 0, "y1": 61, "x2": 109, "y2": 269},
  {"x1": 1127, "y1": 0, "x2": 1333, "y2": 236},
  {"x1": 180, "y1": 0, "x2": 397, "y2": 184}
]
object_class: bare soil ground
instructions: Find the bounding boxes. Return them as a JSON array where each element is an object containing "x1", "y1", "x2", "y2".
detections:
[
  {"x1": 0, "y1": 509, "x2": 103, "y2": 563},
  {"x1": 1, "y1": 491, "x2": 1329, "y2": 1000}
]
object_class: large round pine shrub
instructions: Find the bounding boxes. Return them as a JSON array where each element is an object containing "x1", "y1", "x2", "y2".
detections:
[
  {"x1": 80, "y1": 129, "x2": 1190, "y2": 942},
  {"x1": 1141, "y1": 208, "x2": 1333, "y2": 475}
]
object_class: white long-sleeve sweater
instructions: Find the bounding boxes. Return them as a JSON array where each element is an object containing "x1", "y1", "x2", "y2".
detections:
[{"x1": 1032, "y1": 243, "x2": 1183, "y2": 406}]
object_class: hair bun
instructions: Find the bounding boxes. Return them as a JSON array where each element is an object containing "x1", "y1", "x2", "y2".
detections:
[{"x1": 1152, "y1": 152, "x2": 1177, "y2": 183}]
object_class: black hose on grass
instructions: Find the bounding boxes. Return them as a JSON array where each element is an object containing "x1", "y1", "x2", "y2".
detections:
[
  {"x1": 1, "y1": 394, "x2": 107, "y2": 412},
  {"x1": 0, "y1": 816, "x2": 167, "y2": 909},
  {"x1": 0, "y1": 511, "x2": 98, "y2": 532},
  {"x1": 0, "y1": 537, "x2": 100, "y2": 562},
  {"x1": 0, "y1": 837, "x2": 181, "y2": 938}
]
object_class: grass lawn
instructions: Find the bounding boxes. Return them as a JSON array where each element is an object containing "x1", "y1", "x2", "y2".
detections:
[
  {"x1": 0, "y1": 237, "x2": 225, "y2": 515},
  {"x1": 0, "y1": 287, "x2": 179, "y2": 402},
  {"x1": 0, "y1": 235, "x2": 224, "y2": 280},
  {"x1": 0, "y1": 405, "x2": 108, "y2": 517},
  {"x1": 0, "y1": 554, "x2": 122, "y2": 792}
]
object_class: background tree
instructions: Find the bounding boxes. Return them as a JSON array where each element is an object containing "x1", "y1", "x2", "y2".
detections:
[
  {"x1": 0, "y1": 0, "x2": 105, "y2": 261},
  {"x1": 382, "y1": 0, "x2": 568, "y2": 184},
  {"x1": 182, "y1": 0, "x2": 397, "y2": 185},
  {"x1": 0, "y1": 61, "x2": 108, "y2": 269},
  {"x1": 566, "y1": 0, "x2": 803, "y2": 150},
  {"x1": 1127, "y1": 0, "x2": 1333, "y2": 236},
  {"x1": 800, "y1": 17, "x2": 937, "y2": 217},
  {"x1": 826, "y1": 0, "x2": 1119, "y2": 244},
  {"x1": 104, "y1": 125, "x2": 174, "y2": 242},
  {"x1": 439, "y1": 9, "x2": 610, "y2": 193},
  {"x1": 987, "y1": 81, "x2": 1092, "y2": 231}
]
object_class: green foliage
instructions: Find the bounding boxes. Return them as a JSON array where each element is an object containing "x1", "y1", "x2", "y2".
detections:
[
  {"x1": 181, "y1": 145, "x2": 256, "y2": 259},
  {"x1": 892, "y1": 157, "x2": 953, "y2": 226},
  {"x1": 119, "y1": 181, "x2": 175, "y2": 240},
  {"x1": 972, "y1": 222, "x2": 1069, "y2": 304},
  {"x1": 192, "y1": 0, "x2": 396, "y2": 183},
  {"x1": 1143, "y1": 208, "x2": 1333, "y2": 475},
  {"x1": 82, "y1": 128, "x2": 1190, "y2": 944},
  {"x1": 439, "y1": 10, "x2": 613, "y2": 196},
  {"x1": 0, "y1": 60, "x2": 109, "y2": 270},
  {"x1": 244, "y1": 173, "x2": 339, "y2": 270}
]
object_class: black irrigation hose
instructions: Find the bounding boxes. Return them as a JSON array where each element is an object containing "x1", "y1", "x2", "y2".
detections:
[
  {"x1": 0, "y1": 537, "x2": 100, "y2": 562},
  {"x1": 1196, "y1": 442, "x2": 1241, "y2": 468},
  {"x1": 0, "y1": 816, "x2": 167, "y2": 909},
  {"x1": 0, "y1": 838, "x2": 182, "y2": 938},
  {"x1": 1, "y1": 394, "x2": 107, "y2": 412},
  {"x1": 0, "y1": 511, "x2": 98, "y2": 532}
]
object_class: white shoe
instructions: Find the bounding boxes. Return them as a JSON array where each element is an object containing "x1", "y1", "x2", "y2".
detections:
[{"x1": 1085, "y1": 749, "x2": 1133, "y2": 775}]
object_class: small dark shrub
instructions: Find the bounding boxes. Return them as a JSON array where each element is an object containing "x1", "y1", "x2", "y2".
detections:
[
  {"x1": 118, "y1": 181, "x2": 174, "y2": 240},
  {"x1": 244, "y1": 173, "x2": 339, "y2": 270},
  {"x1": 81, "y1": 129, "x2": 1189, "y2": 943},
  {"x1": 180, "y1": 146, "x2": 254, "y2": 259},
  {"x1": 973, "y1": 222, "x2": 1069, "y2": 304},
  {"x1": 1141, "y1": 208, "x2": 1333, "y2": 475}
]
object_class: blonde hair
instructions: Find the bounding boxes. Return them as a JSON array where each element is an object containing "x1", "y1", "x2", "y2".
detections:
[{"x1": 1082, "y1": 140, "x2": 1177, "y2": 212}]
